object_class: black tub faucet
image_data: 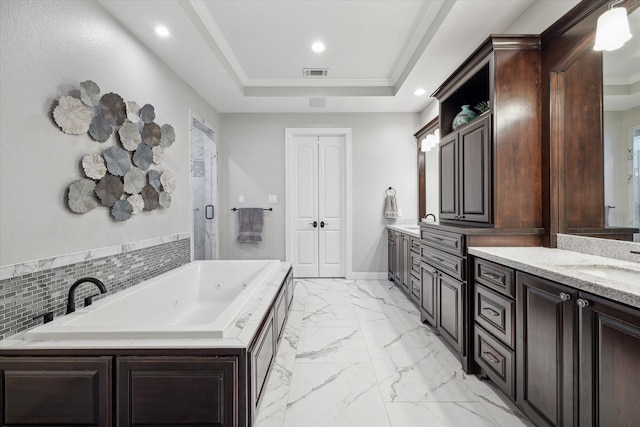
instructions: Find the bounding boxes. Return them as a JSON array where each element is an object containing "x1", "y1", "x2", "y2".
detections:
[{"x1": 66, "y1": 277, "x2": 107, "y2": 314}]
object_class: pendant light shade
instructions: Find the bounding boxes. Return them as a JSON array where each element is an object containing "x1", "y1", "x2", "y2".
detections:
[{"x1": 594, "y1": 7, "x2": 632, "y2": 51}]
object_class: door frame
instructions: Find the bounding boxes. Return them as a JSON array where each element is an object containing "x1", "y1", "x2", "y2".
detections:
[
  {"x1": 285, "y1": 128, "x2": 353, "y2": 279},
  {"x1": 189, "y1": 109, "x2": 219, "y2": 261}
]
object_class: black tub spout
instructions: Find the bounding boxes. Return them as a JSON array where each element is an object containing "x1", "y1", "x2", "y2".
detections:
[{"x1": 66, "y1": 277, "x2": 107, "y2": 314}]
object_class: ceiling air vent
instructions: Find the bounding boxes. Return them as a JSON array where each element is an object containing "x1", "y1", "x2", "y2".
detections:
[{"x1": 303, "y1": 68, "x2": 329, "y2": 78}]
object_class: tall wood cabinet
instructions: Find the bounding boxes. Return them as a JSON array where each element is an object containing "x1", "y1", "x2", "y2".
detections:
[
  {"x1": 419, "y1": 35, "x2": 544, "y2": 372},
  {"x1": 433, "y1": 35, "x2": 542, "y2": 229}
]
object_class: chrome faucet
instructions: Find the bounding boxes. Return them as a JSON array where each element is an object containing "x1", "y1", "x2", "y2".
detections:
[
  {"x1": 423, "y1": 213, "x2": 436, "y2": 222},
  {"x1": 66, "y1": 277, "x2": 107, "y2": 314}
]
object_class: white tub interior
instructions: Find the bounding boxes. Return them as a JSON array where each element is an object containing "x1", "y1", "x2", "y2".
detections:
[{"x1": 24, "y1": 260, "x2": 281, "y2": 341}]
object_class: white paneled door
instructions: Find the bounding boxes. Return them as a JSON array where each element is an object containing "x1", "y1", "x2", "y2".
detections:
[{"x1": 287, "y1": 133, "x2": 346, "y2": 277}]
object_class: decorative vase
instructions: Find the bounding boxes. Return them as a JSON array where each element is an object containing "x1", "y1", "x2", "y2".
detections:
[{"x1": 452, "y1": 105, "x2": 477, "y2": 130}]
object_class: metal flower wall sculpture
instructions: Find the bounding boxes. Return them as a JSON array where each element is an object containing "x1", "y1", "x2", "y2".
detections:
[{"x1": 55, "y1": 80, "x2": 176, "y2": 221}]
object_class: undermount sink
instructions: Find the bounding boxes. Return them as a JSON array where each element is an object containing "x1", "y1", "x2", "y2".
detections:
[{"x1": 560, "y1": 264, "x2": 640, "y2": 286}]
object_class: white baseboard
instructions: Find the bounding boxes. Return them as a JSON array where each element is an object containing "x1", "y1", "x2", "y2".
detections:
[{"x1": 348, "y1": 272, "x2": 389, "y2": 280}]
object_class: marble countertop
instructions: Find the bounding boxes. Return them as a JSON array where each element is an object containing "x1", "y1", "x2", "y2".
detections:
[
  {"x1": 468, "y1": 247, "x2": 640, "y2": 308},
  {"x1": 0, "y1": 262, "x2": 292, "y2": 350},
  {"x1": 386, "y1": 223, "x2": 420, "y2": 238}
]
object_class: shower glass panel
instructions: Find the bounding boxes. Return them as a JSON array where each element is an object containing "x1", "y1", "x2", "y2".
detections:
[{"x1": 191, "y1": 119, "x2": 217, "y2": 260}]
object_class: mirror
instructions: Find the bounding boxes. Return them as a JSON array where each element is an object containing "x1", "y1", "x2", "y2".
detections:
[
  {"x1": 415, "y1": 117, "x2": 439, "y2": 221},
  {"x1": 602, "y1": 6, "x2": 640, "y2": 241}
]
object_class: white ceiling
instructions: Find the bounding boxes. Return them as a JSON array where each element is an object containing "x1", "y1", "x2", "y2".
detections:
[
  {"x1": 98, "y1": 0, "x2": 580, "y2": 114},
  {"x1": 603, "y1": 6, "x2": 640, "y2": 111}
]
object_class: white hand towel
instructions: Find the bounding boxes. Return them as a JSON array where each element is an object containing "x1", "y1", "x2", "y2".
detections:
[{"x1": 384, "y1": 194, "x2": 398, "y2": 219}]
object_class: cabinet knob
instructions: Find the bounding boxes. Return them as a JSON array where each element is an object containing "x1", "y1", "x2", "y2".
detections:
[
  {"x1": 482, "y1": 351, "x2": 500, "y2": 364},
  {"x1": 483, "y1": 272, "x2": 501, "y2": 281},
  {"x1": 481, "y1": 307, "x2": 500, "y2": 317},
  {"x1": 559, "y1": 292, "x2": 571, "y2": 302},
  {"x1": 576, "y1": 298, "x2": 590, "y2": 308}
]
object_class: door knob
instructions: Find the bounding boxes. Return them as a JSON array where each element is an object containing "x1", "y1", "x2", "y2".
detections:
[
  {"x1": 309, "y1": 221, "x2": 318, "y2": 228},
  {"x1": 320, "y1": 221, "x2": 328, "y2": 228}
]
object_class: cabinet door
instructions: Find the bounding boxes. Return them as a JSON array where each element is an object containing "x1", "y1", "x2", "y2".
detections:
[
  {"x1": 117, "y1": 356, "x2": 237, "y2": 427},
  {"x1": 393, "y1": 232, "x2": 401, "y2": 285},
  {"x1": 459, "y1": 115, "x2": 490, "y2": 223},
  {"x1": 275, "y1": 286, "x2": 288, "y2": 343},
  {"x1": 388, "y1": 231, "x2": 394, "y2": 280},
  {"x1": 437, "y1": 273, "x2": 465, "y2": 354},
  {"x1": 420, "y1": 262, "x2": 438, "y2": 325},
  {"x1": 439, "y1": 132, "x2": 458, "y2": 220},
  {"x1": 579, "y1": 292, "x2": 640, "y2": 427},
  {"x1": 401, "y1": 234, "x2": 410, "y2": 292},
  {"x1": 0, "y1": 357, "x2": 111, "y2": 427},
  {"x1": 252, "y1": 312, "x2": 276, "y2": 410},
  {"x1": 516, "y1": 272, "x2": 577, "y2": 427}
]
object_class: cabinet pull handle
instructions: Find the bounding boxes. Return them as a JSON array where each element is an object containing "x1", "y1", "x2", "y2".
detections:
[
  {"x1": 432, "y1": 256, "x2": 445, "y2": 263},
  {"x1": 559, "y1": 292, "x2": 571, "y2": 302},
  {"x1": 481, "y1": 307, "x2": 500, "y2": 317},
  {"x1": 482, "y1": 351, "x2": 500, "y2": 364},
  {"x1": 432, "y1": 236, "x2": 444, "y2": 241},
  {"x1": 482, "y1": 272, "x2": 501, "y2": 281},
  {"x1": 577, "y1": 298, "x2": 590, "y2": 308}
]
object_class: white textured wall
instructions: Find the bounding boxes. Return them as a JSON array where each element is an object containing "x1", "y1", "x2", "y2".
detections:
[
  {"x1": 218, "y1": 113, "x2": 419, "y2": 274},
  {"x1": 0, "y1": 0, "x2": 220, "y2": 266}
]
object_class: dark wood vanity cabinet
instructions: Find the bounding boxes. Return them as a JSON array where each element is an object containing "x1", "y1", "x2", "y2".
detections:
[
  {"x1": 388, "y1": 230, "x2": 402, "y2": 285},
  {"x1": 516, "y1": 272, "x2": 578, "y2": 427},
  {"x1": 465, "y1": 261, "x2": 640, "y2": 427},
  {"x1": 388, "y1": 229, "x2": 422, "y2": 304},
  {"x1": 420, "y1": 262, "x2": 438, "y2": 325},
  {"x1": 419, "y1": 227, "x2": 469, "y2": 364},
  {"x1": 578, "y1": 292, "x2": 640, "y2": 427},
  {"x1": 472, "y1": 258, "x2": 516, "y2": 398}
]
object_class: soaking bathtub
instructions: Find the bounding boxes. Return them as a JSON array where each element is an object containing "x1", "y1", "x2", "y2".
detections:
[{"x1": 24, "y1": 260, "x2": 282, "y2": 341}]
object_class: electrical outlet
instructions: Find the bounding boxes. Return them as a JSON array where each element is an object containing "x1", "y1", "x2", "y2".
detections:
[
  {"x1": 268, "y1": 195, "x2": 277, "y2": 204},
  {"x1": 239, "y1": 195, "x2": 245, "y2": 204},
  {"x1": 397, "y1": 208, "x2": 403, "y2": 217}
]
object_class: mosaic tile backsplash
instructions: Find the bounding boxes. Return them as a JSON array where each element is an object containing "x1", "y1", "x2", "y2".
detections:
[{"x1": 0, "y1": 236, "x2": 190, "y2": 340}]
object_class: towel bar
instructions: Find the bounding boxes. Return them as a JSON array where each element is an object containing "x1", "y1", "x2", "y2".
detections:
[{"x1": 231, "y1": 207, "x2": 273, "y2": 211}]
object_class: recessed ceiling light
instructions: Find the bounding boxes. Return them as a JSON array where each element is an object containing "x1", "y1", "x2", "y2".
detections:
[
  {"x1": 311, "y1": 41, "x2": 325, "y2": 53},
  {"x1": 155, "y1": 25, "x2": 170, "y2": 38},
  {"x1": 414, "y1": 88, "x2": 426, "y2": 96}
]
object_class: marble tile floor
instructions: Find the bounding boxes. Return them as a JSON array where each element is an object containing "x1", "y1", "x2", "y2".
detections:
[{"x1": 254, "y1": 278, "x2": 534, "y2": 427}]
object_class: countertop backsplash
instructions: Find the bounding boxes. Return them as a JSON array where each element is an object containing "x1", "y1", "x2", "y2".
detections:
[{"x1": 557, "y1": 234, "x2": 640, "y2": 264}]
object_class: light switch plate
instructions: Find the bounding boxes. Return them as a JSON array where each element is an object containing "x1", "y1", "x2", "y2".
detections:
[
  {"x1": 239, "y1": 195, "x2": 245, "y2": 204},
  {"x1": 268, "y1": 195, "x2": 277, "y2": 204}
]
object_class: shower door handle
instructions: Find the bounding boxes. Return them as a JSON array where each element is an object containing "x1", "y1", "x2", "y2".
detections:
[{"x1": 205, "y1": 205, "x2": 214, "y2": 219}]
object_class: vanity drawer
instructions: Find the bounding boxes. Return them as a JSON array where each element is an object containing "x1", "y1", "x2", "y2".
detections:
[
  {"x1": 421, "y1": 228, "x2": 464, "y2": 257},
  {"x1": 421, "y1": 246, "x2": 465, "y2": 281},
  {"x1": 410, "y1": 237, "x2": 421, "y2": 254},
  {"x1": 473, "y1": 257, "x2": 515, "y2": 298},
  {"x1": 410, "y1": 275, "x2": 421, "y2": 301},
  {"x1": 410, "y1": 252, "x2": 421, "y2": 278},
  {"x1": 474, "y1": 325, "x2": 515, "y2": 399},
  {"x1": 474, "y1": 284, "x2": 515, "y2": 348}
]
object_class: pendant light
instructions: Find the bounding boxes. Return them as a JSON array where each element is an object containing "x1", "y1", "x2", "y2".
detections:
[{"x1": 594, "y1": 0, "x2": 632, "y2": 51}]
